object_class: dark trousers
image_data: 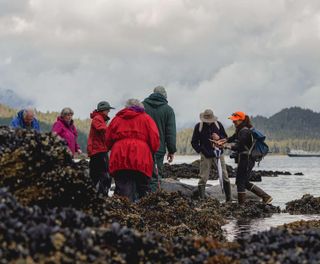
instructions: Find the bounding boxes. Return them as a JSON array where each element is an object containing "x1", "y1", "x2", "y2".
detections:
[
  {"x1": 236, "y1": 154, "x2": 255, "y2": 192},
  {"x1": 150, "y1": 154, "x2": 164, "y2": 192},
  {"x1": 114, "y1": 170, "x2": 150, "y2": 202},
  {"x1": 89, "y1": 152, "x2": 111, "y2": 194}
]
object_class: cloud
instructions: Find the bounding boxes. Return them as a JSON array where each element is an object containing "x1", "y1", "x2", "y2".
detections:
[{"x1": 0, "y1": 0, "x2": 320, "y2": 128}]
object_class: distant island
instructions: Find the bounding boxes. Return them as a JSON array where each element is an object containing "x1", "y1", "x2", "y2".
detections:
[{"x1": 1, "y1": 103, "x2": 319, "y2": 154}]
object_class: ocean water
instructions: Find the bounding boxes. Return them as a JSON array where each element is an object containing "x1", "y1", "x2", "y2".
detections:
[{"x1": 172, "y1": 155, "x2": 320, "y2": 240}]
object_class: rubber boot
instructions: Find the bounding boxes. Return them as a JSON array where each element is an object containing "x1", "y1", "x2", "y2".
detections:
[
  {"x1": 238, "y1": 192, "x2": 246, "y2": 205},
  {"x1": 198, "y1": 185, "x2": 206, "y2": 200},
  {"x1": 223, "y1": 180, "x2": 232, "y2": 202},
  {"x1": 250, "y1": 185, "x2": 273, "y2": 204}
]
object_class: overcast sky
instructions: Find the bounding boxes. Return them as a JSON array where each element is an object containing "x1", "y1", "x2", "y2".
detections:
[{"x1": 1, "y1": 0, "x2": 320, "y2": 127}]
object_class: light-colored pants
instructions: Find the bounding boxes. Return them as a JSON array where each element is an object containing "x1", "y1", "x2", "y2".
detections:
[{"x1": 198, "y1": 154, "x2": 230, "y2": 186}]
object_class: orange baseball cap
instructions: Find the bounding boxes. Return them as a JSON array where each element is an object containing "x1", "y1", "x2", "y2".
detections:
[{"x1": 228, "y1": 111, "x2": 246, "y2": 121}]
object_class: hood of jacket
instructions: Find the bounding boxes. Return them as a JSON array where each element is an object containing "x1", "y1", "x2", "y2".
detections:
[
  {"x1": 143, "y1": 93, "x2": 168, "y2": 109},
  {"x1": 90, "y1": 110, "x2": 110, "y2": 121},
  {"x1": 116, "y1": 108, "x2": 143, "y2": 120},
  {"x1": 17, "y1": 110, "x2": 24, "y2": 121},
  {"x1": 57, "y1": 116, "x2": 74, "y2": 127}
]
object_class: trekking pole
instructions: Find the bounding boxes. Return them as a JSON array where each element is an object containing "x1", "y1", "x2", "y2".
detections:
[
  {"x1": 154, "y1": 155, "x2": 161, "y2": 190},
  {"x1": 210, "y1": 139, "x2": 224, "y2": 193},
  {"x1": 215, "y1": 148, "x2": 224, "y2": 194}
]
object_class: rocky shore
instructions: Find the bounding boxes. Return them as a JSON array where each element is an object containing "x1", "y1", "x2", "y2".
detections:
[
  {"x1": 285, "y1": 194, "x2": 320, "y2": 214},
  {"x1": 0, "y1": 126, "x2": 319, "y2": 263},
  {"x1": 163, "y1": 159, "x2": 304, "y2": 182}
]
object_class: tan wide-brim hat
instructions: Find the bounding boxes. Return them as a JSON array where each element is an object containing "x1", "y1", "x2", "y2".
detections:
[{"x1": 200, "y1": 109, "x2": 218, "y2": 123}]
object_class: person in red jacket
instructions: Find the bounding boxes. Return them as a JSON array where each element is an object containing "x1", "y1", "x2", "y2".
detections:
[
  {"x1": 106, "y1": 99, "x2": 160, "y2": 202},
  {"x1": 87, "y1": 101, "x2": 114, "y2": 196}
]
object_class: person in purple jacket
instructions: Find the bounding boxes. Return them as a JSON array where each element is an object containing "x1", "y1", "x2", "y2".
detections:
[{"x1": 52, "y1": 107, "x2": 82, "y2": 156}]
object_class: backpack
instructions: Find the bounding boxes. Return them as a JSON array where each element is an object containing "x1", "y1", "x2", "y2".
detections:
[{"x1": 246, "y1": 128, "x2": 269, "y2": 163}]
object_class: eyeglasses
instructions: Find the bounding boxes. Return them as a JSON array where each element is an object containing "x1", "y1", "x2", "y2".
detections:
[{"x1": 232, "y1": 113, "x2": 240, "y2": 117}]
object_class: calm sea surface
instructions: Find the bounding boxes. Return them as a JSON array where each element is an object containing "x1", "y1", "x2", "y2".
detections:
[{"x1": 172, "y1": 155, "x2": 320, "y2": 240}]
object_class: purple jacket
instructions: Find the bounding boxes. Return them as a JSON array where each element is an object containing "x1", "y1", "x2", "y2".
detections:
[{"x1": 52, "y1": 117, "x2": 80, "y2": 155}]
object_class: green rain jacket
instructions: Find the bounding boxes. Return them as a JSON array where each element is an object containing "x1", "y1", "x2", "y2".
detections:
[{"x1": 143, "y1": 93, "x2": 177, "y2": 156}]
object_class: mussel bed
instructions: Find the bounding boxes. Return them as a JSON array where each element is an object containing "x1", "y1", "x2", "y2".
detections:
[
  {"x1": 163, "y1": 160, "x2": 302, "y2": 182},
  {"x1": 0, "y1": 126, "x2": 319, "y2": 263},
  {"x1": 285, "y1": 194, "x2": 320, "y2": 214}
]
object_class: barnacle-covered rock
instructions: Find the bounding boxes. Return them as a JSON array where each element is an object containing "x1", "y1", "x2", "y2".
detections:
[
  {"x1": 285, "y1": 194, "x2": 320, "y2": 214},
  {"x1": 163, "y1": 160, "x2": 302, "y2": 181},
  {"x1": 0, "y1": 126, "x2": 101, "y2": 210}
]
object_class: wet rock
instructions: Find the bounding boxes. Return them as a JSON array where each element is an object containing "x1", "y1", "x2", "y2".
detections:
[
  {"x1": 220, "y1": 201, "x2": 281, "y2": 219},
  {"x1": 162, "y1": 160, "x2": 301, "y2": 182},
  {"x1": 161, "y1": 178, "x2": 259, "y2": 202},
  {"x1": 99, "y1": 191, "x2": 226, "y2": 240},
  {"x1": 0, "y1": 188, "x2": 231, "y2": 263},
  {"x1": 0, "y1": 126, "x2": 100, "y2": 210},
  {"x1": 161, "y1": 178, "x2": 196, "y2": 197},
  {"x1": 0, "y1": 185, "x2": 304, "y2": 263},
  {"x1": 162, "y1": 161, "x2": 237, "y2": 180},
  {"x1": 285, "y1": 194, "x2": 320, "y2": 214},
  {"x1": 280, "y1": 220, "x2": 320, "y2": 231},
  {"x1": 222, "y1": 227, "x2": 320, "y2": 263}
]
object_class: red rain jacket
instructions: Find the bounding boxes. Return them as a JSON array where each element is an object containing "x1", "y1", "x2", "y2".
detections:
[
  {"x1": 87, "y1": 111, "x2": 109, "y2": 157},
  {"x1": 106, "y1": 108, "x2": 160, "y2": 177}
]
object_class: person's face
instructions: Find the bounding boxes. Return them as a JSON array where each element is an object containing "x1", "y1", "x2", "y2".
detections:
[
  {"x1": 24, "y1": 113, "x2": 34, "y2": 125},
  {"x1": 102, "y1": 109, "x2": 110, "y2": 116},
  {"x1": 63, "y1": 113, "x2": 73, "y2": 122},
  {"x1": 233, "y1": 119, "x2": 242, "y2": 127}
]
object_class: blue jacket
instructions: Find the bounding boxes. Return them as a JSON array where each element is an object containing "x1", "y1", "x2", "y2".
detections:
[{"x1": 10, "y1": 110, "x2": 40, "y2": 131}]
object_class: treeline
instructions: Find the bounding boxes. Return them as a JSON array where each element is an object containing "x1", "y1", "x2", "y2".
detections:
[
  {"x1": 0, "y1": 104, "x2": 89, "y2": 152},
  {"x1": 252, "y1": 107, "x2": 320, "y2": 140},
  {"x1": 177, "y1": 130, "x2": 320, "y2": 155},
  {"x1": 2, "y1": 104, "x2": 320, "y2": 155},
  {"x1": 177, "y1": 107, "x2": 320, "y2": 154}
]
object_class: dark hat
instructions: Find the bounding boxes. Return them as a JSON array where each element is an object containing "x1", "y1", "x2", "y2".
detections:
[{"x1": 97, "y1": 101, "x2": 114, "y2": 111}]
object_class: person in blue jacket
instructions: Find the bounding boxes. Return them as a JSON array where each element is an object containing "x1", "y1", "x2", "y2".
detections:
[{"x1": 10, "y1": 108, "x2": 40, "y2": 131}]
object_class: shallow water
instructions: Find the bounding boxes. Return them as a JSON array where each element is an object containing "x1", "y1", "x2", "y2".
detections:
[{"x1": 172, "y1": 155, "x2": 320, "y2": 240}]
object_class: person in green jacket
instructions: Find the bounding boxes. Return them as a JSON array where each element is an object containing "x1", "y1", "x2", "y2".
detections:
[{"x1": 143, "y1": 86, "x2": 177, "y2": 192}]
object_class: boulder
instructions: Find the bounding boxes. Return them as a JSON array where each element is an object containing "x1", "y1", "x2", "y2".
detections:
[{"x1": 161, "y1": 178, "x2": 259, "y2": 201}]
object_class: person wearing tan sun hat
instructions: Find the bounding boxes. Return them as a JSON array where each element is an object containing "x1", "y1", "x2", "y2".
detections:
[
  {"x1": 218, "y1": 111, "x2": 272, "y2": 205},
  {"x1": 191, "y1": 109, "x2": 231, "y2": 201}
]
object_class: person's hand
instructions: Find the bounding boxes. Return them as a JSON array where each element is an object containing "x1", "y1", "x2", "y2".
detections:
[
  {"x1": 212, "y1": 133, "x2": 220, "y2": 140},
  {"x1": 223, "y1": 143, "x2": 232, "y2": 149},
  {"x1": 210, "y1": 139, "x2": 219, "y2": 148},
  {"x1": 167, "y1": 153, "x2": 174, "y2": 163},
  {"x1": 218, "y1": 138, "x2": 227, "y2": 145},
  {"x1": 77, "y1": 149, "x2": 83, "y2": 154}
]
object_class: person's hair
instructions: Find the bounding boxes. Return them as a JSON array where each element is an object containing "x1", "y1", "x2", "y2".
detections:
[
  {"x1": 153, "y1": 86, "x2": 167, "y2": 98},
  {"x1": 125, "y1": 99, "x2": 144, "y2": 109},
  {"x1": 235, "y1": 115, "x2": 253, "y2": 133},
  {"x1": 242, "y1": 115, "x2": 253, "y2": 128},
  {"x1": 22, "y1": 108, "x2": 35, "y2": 118},
  {"x1": 60, "y1": 107, "x2": 74, "y2": 117}
]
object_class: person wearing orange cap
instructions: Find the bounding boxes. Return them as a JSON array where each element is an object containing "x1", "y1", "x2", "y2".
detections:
[{"x1": 218, "y1": 111, "x2": 272, "y2": 205}]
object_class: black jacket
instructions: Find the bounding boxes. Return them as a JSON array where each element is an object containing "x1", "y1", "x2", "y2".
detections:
[
  {"x1": 191, "y1": 121, "x2": 227, "y2": 158},
  {"x1": 227, "y1": 125, "x2": 253, "y2": 153}
]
